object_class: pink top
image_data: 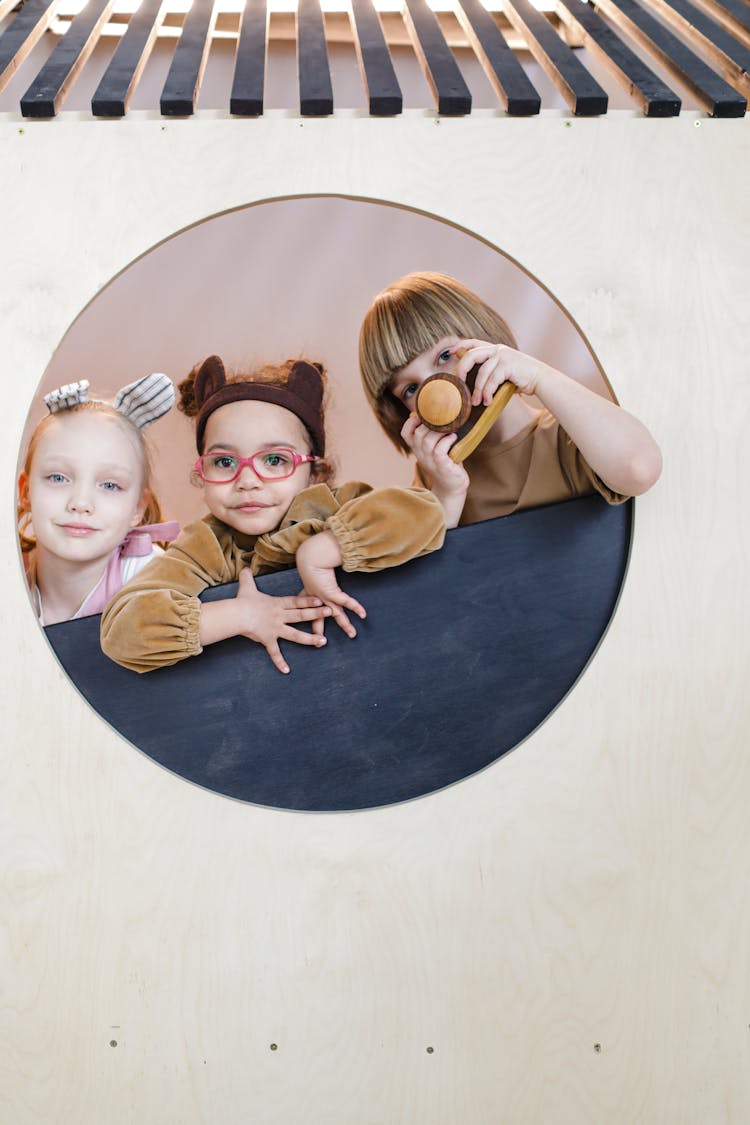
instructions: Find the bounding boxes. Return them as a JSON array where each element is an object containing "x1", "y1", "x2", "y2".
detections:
[
  {"x1": 30, "y1": 521, "x2": 179, "y2": 624},
  {"x1": 81, "y1": 521, "x2": 180, "y2": 616}
]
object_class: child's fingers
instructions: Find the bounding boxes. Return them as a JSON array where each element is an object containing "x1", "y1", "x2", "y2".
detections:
[
  {"x1": 283, "y1": 604, "x2": 332, "y2": 624},
  {"x1": 412, "y1": 424, "x2": 440, "y2": 451},
  {"x1": 264, "y1": 640, "x2": 290, "y2": 675},
  {"x1": 472, "y1": 356, "x2": 506, "y2": 406},
  {"x1": 400, "y1": 413, "x2": 420, "y2": 448},
  {"x1": 434, "y1": 433, "x2": 466, "y2": 466},
  {"x1": 450, "y1": 340, "x2": 499, "y2": 391},
  {"x1": 437, "y1": 431, "x2": 458, "y2": 452},
  {"x1": 281, "y1": 625, "x2": 328, "y2": 648},
  {"x1": 329, "y1": 603, "x2": 358, "y2": 638},
  {"x1": 298, "y1": 587, "x2": 327, "y2": 635},
  {"x1": 281, "y1": 593, "x2": 325, "y2": 610},
  {"x1": 311, "y1": 616, "x2": 326, "y2": 637},
  {"x1": 332, "y1": 589, "x2": 367, "y2": 620}
]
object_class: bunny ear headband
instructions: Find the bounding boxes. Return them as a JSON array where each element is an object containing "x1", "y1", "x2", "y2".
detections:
[
  {"x1": 193, "y1": 355, "x2": 326, "y2": 456},
  {"x1": 43, "y1": 373, "x2": 175, "y2": 430}
]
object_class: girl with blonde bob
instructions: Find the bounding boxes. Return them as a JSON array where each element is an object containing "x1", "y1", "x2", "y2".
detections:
[{"x1": 359, "y1": 271, "x2": 662, "y2": 528}]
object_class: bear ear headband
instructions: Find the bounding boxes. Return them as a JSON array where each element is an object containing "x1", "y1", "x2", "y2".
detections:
[
  {"x1": 43, "y1": 373, "x2": 175, "y2": 430},
  {"x1": 193, "y1": 355, "x2": 326, "y2": 456}
]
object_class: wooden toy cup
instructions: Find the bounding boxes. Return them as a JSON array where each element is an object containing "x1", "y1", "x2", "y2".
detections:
[{"x1": 415, "y1": 373, "x2": 516, "y2": 463}]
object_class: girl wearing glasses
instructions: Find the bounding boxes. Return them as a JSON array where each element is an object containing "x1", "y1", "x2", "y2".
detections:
[{"x1": 100, "y1": 355, "x2": 445, "y2": 674}]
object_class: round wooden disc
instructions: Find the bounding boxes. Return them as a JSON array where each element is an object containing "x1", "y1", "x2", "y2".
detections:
[{"x1": 416, "y1": 373, "x2": 472, "y2": 433}]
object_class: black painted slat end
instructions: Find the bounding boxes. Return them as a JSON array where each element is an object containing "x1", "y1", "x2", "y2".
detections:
[
  {"x1": 300, "y1": 95, "x2": 334, "y2": 115},
  {"x1": 437, "y1": 92, "x2": 472, "y2": 114},
  {"x1": 160, "y1": 97, "x2": 195, "y2": 116},
  {"x1": 644, "y1": 96, "x2": 682, "y2": 116},
  {"x1": 91, "y1": 95, "x2": 126, "y2": 117},
  {"x1": 713, "y1": 97, "x2": 747, "y2": 116},
  {"x1": 20, "y1": 96, "x2": 56, "y2": 118},
  {"x1": 506, "y1": 93, "x2": 542, "y2": 114},
  {"x1": 230, "y1": 95, "x2": 264, "y2": 115},
  {"x1": 368, "y1": 92, "x2": 403, "y2": 115},
  {"x1": 573, "y1": 93, "x2": 609, "y2": 114}
]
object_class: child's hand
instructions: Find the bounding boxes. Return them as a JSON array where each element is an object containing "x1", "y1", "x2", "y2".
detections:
[
  {"x1": 234, "y1": 567, "x2": 331, "y2": 674},
  {"x1": 400, "y1": 414, "x2": 469, "y2": 528},
  {"x1": 451, "y1": 340, "x2": 662, "y2": 496},
  {"x1": 451, "y1": 340, "x2": 543, "y2": 402},
  {"x1": 296, "y1": 531, "x2": 367, "y2": 639}
]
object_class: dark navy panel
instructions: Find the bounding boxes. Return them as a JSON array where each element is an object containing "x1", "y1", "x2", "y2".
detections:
[{"x1": 45, "y1": 495, "x2": 632, "y2": 812}]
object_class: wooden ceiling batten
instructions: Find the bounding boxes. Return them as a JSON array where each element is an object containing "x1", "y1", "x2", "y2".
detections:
[
  {"x1": 229, "y1": 0, "x2": 269, "y2": 114},
  {"x1": 348, "y1": 0, "x2": 403, "y2": 115},
  {"x1": 502, "y1": 0, "x2": 609, "y2": 113},
  {"x1": 91, "y1": 0, "x2": 165, "y2": 115},
  {"x1": 556, "y1": 0, "x2": 682, "y2": 115},
  {"x1": 159, "y1": 0, "x2": 218, "y2": 113},
  {"x1": 591, "y1": 0, "x2": 747, "y2": 115}
]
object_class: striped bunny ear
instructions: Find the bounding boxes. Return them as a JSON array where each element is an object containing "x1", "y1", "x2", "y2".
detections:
[
  {"x1": 114, "y1": 373, "x2": 175, "y2": 429},
  {"x1": 44, "y1": 380, "x2": 90, "y2": 413}
]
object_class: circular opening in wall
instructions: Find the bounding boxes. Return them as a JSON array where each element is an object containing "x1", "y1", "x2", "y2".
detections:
[{"x1": 19, "y1": 195, "x2": 632, "y2": 811}]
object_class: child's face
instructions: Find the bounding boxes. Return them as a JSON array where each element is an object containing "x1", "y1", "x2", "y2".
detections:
[
  {"x1": 199, "y1": 400, "x2": 314, "y2": 535},
  {"x1": 24, "y1": 412, "x2": 146, "y2": 567},
  {"x1": 389, "y1": 336, "x2": 461, "y2": 410}
]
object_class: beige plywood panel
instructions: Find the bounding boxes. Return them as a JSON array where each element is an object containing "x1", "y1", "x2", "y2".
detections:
[{"x1": 1, "y1": 110, "x2": 749, "y2": 1123}]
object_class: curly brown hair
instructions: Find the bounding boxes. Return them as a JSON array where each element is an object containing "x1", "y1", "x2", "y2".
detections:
[{"x1": 178, "y1": 357, "x2": 335, "y2": 484}]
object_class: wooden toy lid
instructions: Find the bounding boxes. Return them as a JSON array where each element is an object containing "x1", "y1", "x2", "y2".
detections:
[{"x1": 415, "y1": 373, "x2": 472, "y2": 433}]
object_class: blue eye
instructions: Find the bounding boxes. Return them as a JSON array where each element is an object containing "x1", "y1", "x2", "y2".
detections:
[
  {"x1": 46, "y1": 472, "x2": 67, "y2": 484},
  {"x1": 101, "y1": 480, "x2": 122, "y2": 492},
  {"x1": 437, "y1": 349, "x2": 452, "y2": 365},
  {"x1": 402, "y1": 383, "x2": 418, "y2": 401}
]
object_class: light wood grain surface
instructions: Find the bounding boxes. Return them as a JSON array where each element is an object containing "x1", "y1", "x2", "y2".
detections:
[{"x1": 1, "y1": 110, "x2": 749, "y2": 1124}]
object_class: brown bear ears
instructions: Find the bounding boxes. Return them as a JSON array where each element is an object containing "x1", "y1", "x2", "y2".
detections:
[
  {"x1": 287, "y1": 360, "x2": 324, "y2": 412},
  {"x1": 193, "y1": 355, "x2": 227, "y2": 407},
  {"x1": 193, "y1": 356, "x2": 323, "y2": 411}
]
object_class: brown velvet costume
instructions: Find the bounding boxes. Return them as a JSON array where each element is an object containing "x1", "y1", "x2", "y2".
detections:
[
  {"x1": 417, "y1": 409, "x2": 628, "y2": 526},
  {"x1": 100, "y1": 481, "x2": 445, "y2": 672}
]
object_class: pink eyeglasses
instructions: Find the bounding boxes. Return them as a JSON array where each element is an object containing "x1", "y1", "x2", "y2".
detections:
[{"x1": 194, "y1": 448, "x2": 319, "y2": 484}]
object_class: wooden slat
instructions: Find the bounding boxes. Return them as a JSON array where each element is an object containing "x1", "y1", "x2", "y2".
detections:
[
  {"x1": 691, "y1": 0, "x2": 750, "y2": 49},
  {"x1": 20, "y1": 0, "x2": 114, "y2": 117},
  {"x1": 0, "y1": 0, "x2": 57, "y2": 96},
  {"x1": 0, "y1": 0, "x2": 24, "y2": 20},
  {"x1": 503, "y1": 0, "x2": 609, "y2": 114},
  {"x1": 455, "y1": 0, "x2": 541, "y2": 113},
  {"x1": 641, "y1": 0, "x2": 750, "y2": 94},
  {"x1": 348, "y1": 0, "x2": 402, "y2": 115},
  {"x1": 592, "y1": 0, "x2": 747, "y2": 114},
  {"x1": 229, "y1": 0, "x2": 268, "y2": 115},
  {"x1": 402, "y1": 0, "x2": 472, "y2": 115},
  {"x1": 557, "y1": 0, "x2": 681, "y2": 114},
  {"x1": 91, "y1": 0, "x2": 164, "y2": 116},
  {"x1": 296, "y1": 0, "x2": 333, "y2": 115},
  {"x1": 160, "y1": 0, "x2": 217, "y2": 116}
]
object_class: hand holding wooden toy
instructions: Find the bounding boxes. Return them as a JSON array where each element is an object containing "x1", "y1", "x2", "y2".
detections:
[{"x1": 414, "y1": 351, "x2": 516, "y2": 463}]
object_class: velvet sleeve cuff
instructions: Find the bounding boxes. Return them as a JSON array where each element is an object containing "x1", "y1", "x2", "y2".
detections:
[{"x1": 325, "y1": 486, "x2": 445, "y2": 572}]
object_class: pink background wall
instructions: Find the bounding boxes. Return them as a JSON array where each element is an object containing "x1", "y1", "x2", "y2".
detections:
[{"x1": 24, "y1": 195, "x2": 608, "y2": 527}]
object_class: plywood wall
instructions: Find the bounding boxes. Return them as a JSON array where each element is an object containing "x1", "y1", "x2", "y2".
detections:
[{"x1": 2, "y1": 111, "x2": 749, "y2": 1124}]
